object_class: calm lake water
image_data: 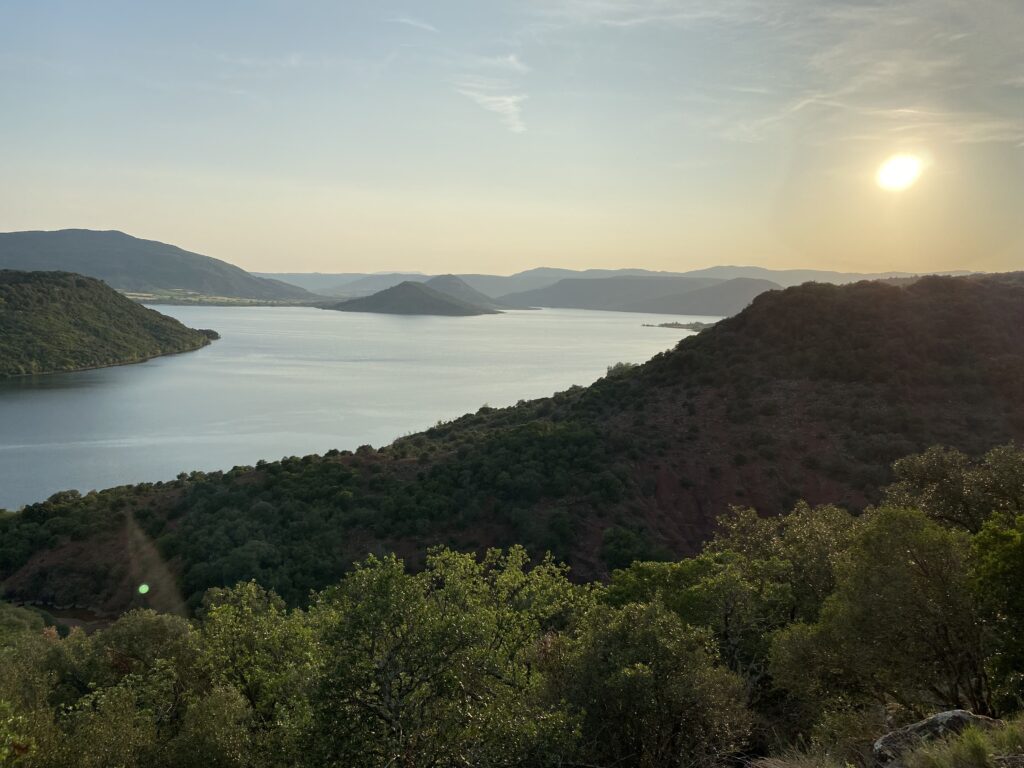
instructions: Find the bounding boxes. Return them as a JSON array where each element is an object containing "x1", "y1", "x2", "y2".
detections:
[{"x1": 0, "y1": 306, "x2": 713, "y2": 509}]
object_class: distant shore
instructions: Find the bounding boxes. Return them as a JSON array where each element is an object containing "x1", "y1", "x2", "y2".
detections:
[
  {"x1": 642, "y1": 320, "x2": 717, "y2": 331},
  {"x1": 125, "y1": 291, "x2": 320, "y2": 307}
]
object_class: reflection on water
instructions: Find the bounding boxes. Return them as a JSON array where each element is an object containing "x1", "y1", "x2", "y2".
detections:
[{"x1": 0, "y1": 305, "x2": 713, "y2": 509}]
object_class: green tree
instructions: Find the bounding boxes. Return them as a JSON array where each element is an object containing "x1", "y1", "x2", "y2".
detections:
[
  {"x1": 546, "y1": 600, "x2": 751, "y2": 768},
  {"x1": 973, "y1": 511, "x2": 1024, "y2": 710},
  {"x1": 162, "y1": 687, "x2": 254, "y2": 768},
  {"x1": 1, "y1": 699, "x2": 34, "y2": 768},
  {"x1": 605, "y1": 503, "x2": 860, "y2": 726},
  {"x1": 885, "y1": 444, "x2": 1024, "y2": 533},
  {"x1": 307, "y1": 547, "x2": 583, "y2": 768},
  {"x1": 772, "y1": 507, "x2": 994, "y2": 723},
  {"x1": 198, "y1": 581, "x2": 315, "y2": 765}
]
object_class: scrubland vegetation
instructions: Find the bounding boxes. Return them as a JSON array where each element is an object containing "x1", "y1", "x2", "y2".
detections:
[{"x1": 2, "y1": 445, "x2": 1024, "y2": 767}]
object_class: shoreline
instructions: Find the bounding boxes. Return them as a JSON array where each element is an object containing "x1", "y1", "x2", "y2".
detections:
[{"x1": 0, "y1": 336, "x2": 215, "y2": 380}]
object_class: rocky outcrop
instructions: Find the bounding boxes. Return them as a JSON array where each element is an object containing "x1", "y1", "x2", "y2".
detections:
[{"x1": 873, "y1": 710, "x2": 1002, "y2": 765}]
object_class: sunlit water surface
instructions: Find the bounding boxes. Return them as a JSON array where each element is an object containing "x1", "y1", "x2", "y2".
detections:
[{"x1": 0, "y1": 306, "x2": 714, "y2": 508}]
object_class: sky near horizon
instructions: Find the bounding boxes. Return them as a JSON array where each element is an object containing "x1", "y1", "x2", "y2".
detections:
[{"x1": 1, "y1": 1, "x2": 1021, "y2": 275}]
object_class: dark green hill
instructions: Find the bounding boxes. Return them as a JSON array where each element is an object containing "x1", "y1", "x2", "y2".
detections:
[
  {"x1": 0, "y1": 229, "x2": 313, "y2": 301},
  {"x1": 326, "y1": 281, "x2": 499, "y2": 316},
  {"x1": 2, "y1": 274, "x2": 1023, "y2": 613},
  {"x1": 0, "y1": 270, "x2": 218, "y2": 377}
]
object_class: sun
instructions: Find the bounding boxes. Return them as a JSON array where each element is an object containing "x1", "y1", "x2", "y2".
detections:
[{"x1": 876, "y1": 154, "x2": 924, "y2": 191}]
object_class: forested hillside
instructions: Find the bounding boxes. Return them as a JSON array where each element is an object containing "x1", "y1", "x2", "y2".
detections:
[
  {"x1": 2, "y1": 446, "x2": 1023, "y2": 767},
  {"x1": 2, "y1": 274, "x2": 1022, "y2": 614},
  {"x1": 0, "y1": 270, "x2": 218, "y2": 377}
]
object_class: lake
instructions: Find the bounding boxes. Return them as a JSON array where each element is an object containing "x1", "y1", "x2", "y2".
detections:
[{"x1": 0, "y1": 306, "x2": 714, "y2": 509}]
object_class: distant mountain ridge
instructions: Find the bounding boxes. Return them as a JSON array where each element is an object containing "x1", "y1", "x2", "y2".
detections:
[
  {"x1": 499, "y1": 275, "x2": 782, "y2": 315},
  {"x1": 681, "y1": 265, "x2": 974, "y2": 286},
  {"x1": 325, "y1": 281, "x2": 499, "y2": 316},
  {"x1": 0, "y1": 230, "x2": 313, "y2": 301},
  {"x1": 499, "y1": 275, "x2": 722, "y2": 310},
  {"x1": 326, "y1": 273, "x2": 431, "y2": 296},
  {"x1": 0, "y1": 270, "x2": 217, "y2": 377},
  {"x1": 263, "y1": 265, "x2": 973, "y2": 299},
  {"x1": 425, "y1": 275, "x2": 510, "y2": 310},
  {"x1": 618, "y1": 278, "x2": 781, "y2": 315}
]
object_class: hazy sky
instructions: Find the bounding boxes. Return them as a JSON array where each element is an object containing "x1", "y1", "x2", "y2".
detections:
[{"x1": 1, "y1": 1, "x2": 1021, "y2": 274}]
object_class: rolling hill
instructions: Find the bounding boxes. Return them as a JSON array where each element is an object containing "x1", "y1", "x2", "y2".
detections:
[
  {"x1": 0, "y1": 270, "x2": 218, "y2": 377},
  {"x1": 263, "y1": 266, "x2": 973, "y2": 300},
  {"x1": 0, "y1": 230, "x2": 313, "y2": 301},
  {"x1": 324, "y1": 273, "x2": 431, "y2": 296},
  {"x1": 325, "y1": 281, "x2": 499, "y2": 316},
  {"x1": 498, "y1": 275, "x2": 722, "y2": 310},
  {"x1": 424, "y1": 274, "x2": 510, "y2": 310},
  {"x1": 456, "y1": 268, "x2": 682, "y2": 297},
  {"x1": 681, "y1": 265, "x2": 974, "y2": 287},
  {"x1": 617, "y1": 277, "x2": 781, "y2": 315},
  {"x1": 251, "y1": 272, "x2": 368, "y2": 294},
  {"x1": 499, "y1": 275, "x2": 780, "y2": 314},
  {"x1": 2, "y1": 274, "x2": 1022, "y2": 615}
]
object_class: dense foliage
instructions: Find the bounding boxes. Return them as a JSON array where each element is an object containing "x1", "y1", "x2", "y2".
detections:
[
  {"x1": 2, "y1": 445, "x2": 1023, "y2": 767},
  {"x1": 0, "y1": 270, "x2": 218, "y2": 377}
]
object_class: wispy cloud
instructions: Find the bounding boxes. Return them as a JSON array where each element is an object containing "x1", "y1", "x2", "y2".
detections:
[
  {"x1": 535, "y1": 0, "x2": 785, "y2": 29},
  {"x1": 389, "y1": 16, "x2": 439, "y2": 33},
  {"x1": 538, "y1": 0, "x2": 1024, "y2": 149},
  {"x1": 471, "y1": 54, "x2": 531, "y2": 74},
  {"x1": 454, "y1": 76, "x2": 528, "y2": 133},
  {"x1": 215, "y1": 52, "x2": 319, "y2": 71}
]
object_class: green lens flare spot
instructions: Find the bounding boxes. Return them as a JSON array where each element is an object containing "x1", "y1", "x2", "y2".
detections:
[{"x1": 138, "y1": 584, "x2": 150, "y2": 595}]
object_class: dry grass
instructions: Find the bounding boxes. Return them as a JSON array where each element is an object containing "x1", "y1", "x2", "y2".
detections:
[{"x1": 753, "y1": 717, "x2": 1024, "y2": 768}]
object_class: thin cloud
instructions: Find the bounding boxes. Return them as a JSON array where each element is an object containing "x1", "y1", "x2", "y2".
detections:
[
  {"x1": 542, "y1": 0, "x2": 1024, "y2": 150},
  {"x1": 389, "y1": 16, "x2": 439, "y2": 33},
  {"x1": 216, "y1": 52, "x2": 312, "y2": 70},
  {"x1": 472, "y1": 53, "x2": 531, "y2": 74},
  {"x1": 535, "y1": 0, "x2": 785, "y2": 29},
  {"x1": 454, "y1": 76, "x2": 528, "y2": 133}
]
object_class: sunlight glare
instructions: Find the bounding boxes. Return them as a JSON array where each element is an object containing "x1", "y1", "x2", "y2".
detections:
[{"x1": 876, "y1": 154, "x2": 924, "y2": 191}]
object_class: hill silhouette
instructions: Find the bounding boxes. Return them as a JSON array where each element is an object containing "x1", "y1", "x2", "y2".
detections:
[
  {"x1": 326, "y1": 281, "x2": 499, "y2": 316},
  {"x1": 499, "y1": 275, "x2": 780, "y2": 314},
  {"x1": 0, "y1": 230, "x2": 313, "y2": 301},
  {"x1": 2, "y1": 274, "x2": 1022, "y2": 613},
  {"x1": 618, "y1": 277, "x2": 781, "y2": 315},
  {"x1": 680, "y1": 264, "x2": 973, "y2": 286},
  {"x1": 498, "y1": 275, "x2": 722, "y2": 309},
  {"x1": 262, "y1": 265, "x2": 967, "y2": 299},
  {"x1": 425, "y1": 274, "x2": 509, "y2": 309},
  {"x1": 325, "y1": 273, "x2": 430, "y2": 296},
  {"x1": 0, "y1": 270, "x2": 217, "y2": 377}
]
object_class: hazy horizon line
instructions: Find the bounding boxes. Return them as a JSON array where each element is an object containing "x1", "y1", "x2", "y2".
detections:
[{"x1": 0, "y1": 226, "x2": 978, "y2": 279}]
